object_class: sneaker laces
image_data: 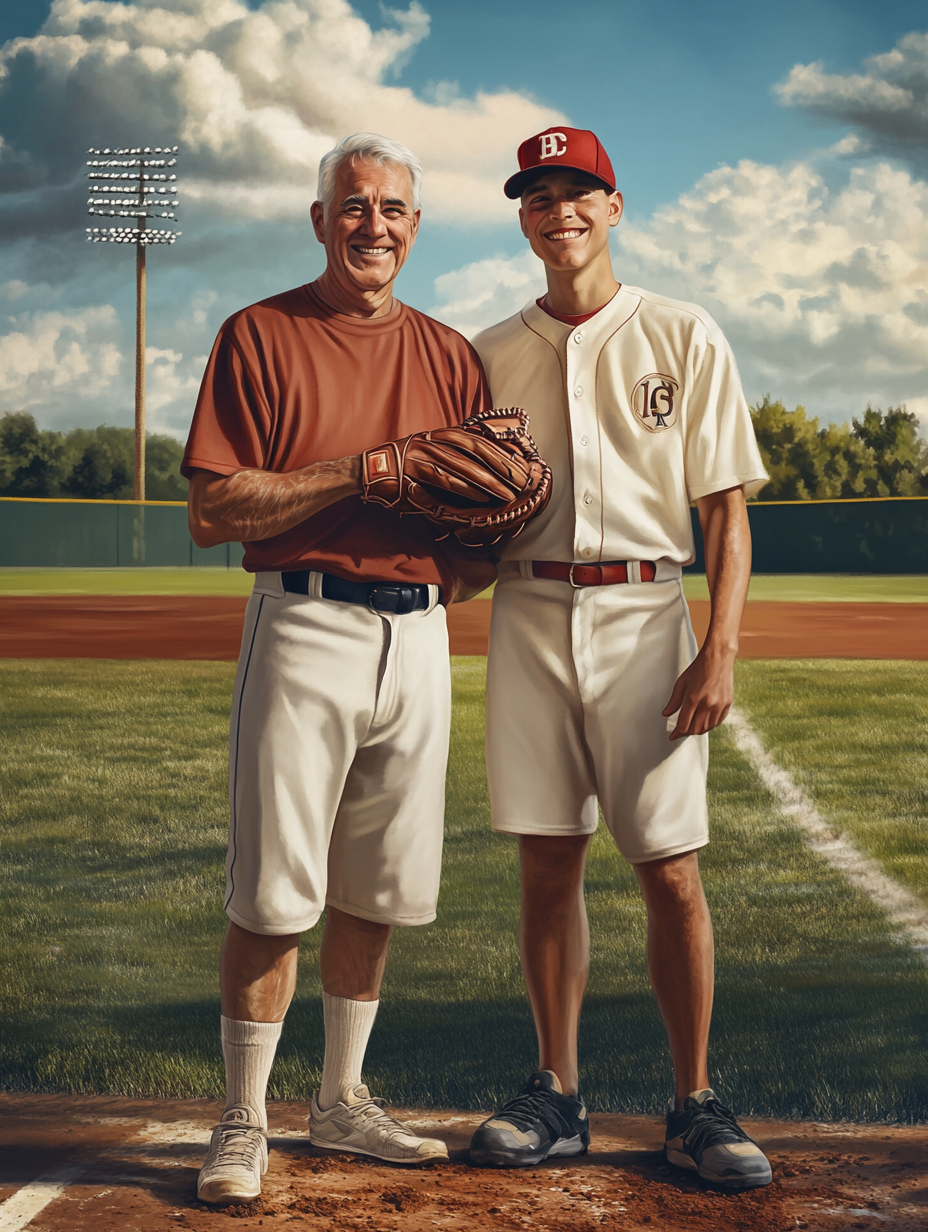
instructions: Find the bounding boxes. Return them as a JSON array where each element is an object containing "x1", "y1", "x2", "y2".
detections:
[
  {"x1": 491, "y1": 1087, "x2": 573, "y2": 1137},
  {"x1": 681, "y1": 1099, "x2": 755, "y2": 1154},
  {"x1": 212, "y1": 1122, "x2": 266, "y2": 1165},
  {"x1": 346, "y1": 1094, "x2": 419, "y2": 1142}
]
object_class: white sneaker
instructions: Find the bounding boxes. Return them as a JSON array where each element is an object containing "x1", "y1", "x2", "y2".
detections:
[
  {"x1": 309, "y1": 1084, "x2": 449, "y2": 1163},
  {"x1": 197, "y1": 1105, "x2": 268, "y2": 1205}
]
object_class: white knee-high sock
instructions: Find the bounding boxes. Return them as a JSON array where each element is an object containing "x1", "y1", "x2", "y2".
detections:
[
  {"x1": 317, "y1": 993, "x2": 379, "y2": 1110},
  {"x1": 221, "y1": 1015, "x2": 282, "y2": 1130}
]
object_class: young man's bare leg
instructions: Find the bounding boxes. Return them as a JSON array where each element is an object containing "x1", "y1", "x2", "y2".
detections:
[
  {"x1": 637, "y1": 851, "x2": 772, "y2": 1188},
  {"x1": 519, "y1": 833, "x2": 592, "y2": 1096},
  {"x1": 469, "y1": 834, "x2": 592, "y2": 1167},
  {"x1": 633, "y1": 850, "x2": 713, "y2": 1107}
]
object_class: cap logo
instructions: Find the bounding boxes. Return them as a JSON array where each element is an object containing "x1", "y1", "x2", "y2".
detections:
[{"x1": 539, "y1": 132, "x2": 567, "y2": 159}]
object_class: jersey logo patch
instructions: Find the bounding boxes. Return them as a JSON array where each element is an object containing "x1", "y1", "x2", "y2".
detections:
[{"x1": 631, "y1": 374, "x2": 680, "y2": 432}]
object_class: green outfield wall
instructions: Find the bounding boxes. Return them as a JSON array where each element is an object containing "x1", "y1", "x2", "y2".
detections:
[
  {"x1": 0, "y1": 498, "x2": 243, "y2": 568},
  {"x1": 686, "y1": 497, "x2": 928, "y2": 574},
  {"x1": 1, "y1": 496, "x2": 926, "y2": 573}
]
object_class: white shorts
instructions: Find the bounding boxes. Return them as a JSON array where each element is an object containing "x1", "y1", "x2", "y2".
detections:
[
  {"x1": 486, "y1": 568, "x2": 709, "y2": 863},
  {"x1": 225, "y1": 572, "x2": 450, "y2": 935}
]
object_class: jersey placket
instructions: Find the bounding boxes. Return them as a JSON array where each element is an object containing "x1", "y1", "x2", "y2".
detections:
[
  {"x1": 565, "y1": 325, "x2": 603, "y2": 564},
  {"x1": 565, "y1": 326, "x2": 604, "y2": 704}
]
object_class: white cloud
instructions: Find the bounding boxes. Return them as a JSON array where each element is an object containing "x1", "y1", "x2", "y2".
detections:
[
  {"x1": 145, "y1": 343, "x2": 202, "y2": 418},
  {"x1": 0, "y1": 304, "x2": 122, "y2": 407},
  {"x1": 432, "y1": 157, "x2": 928, "y2": 426},
  {"x1": 431, "y1": 250, "x2": 542, "y2": 337},
  {"x1": 776, "y1": 31, "x2": 928, "y2": 169},
  {"x1": 0, "y1": 0, "x2": 562, "y2": 227},
  {"x1": 0, "y1": 279, "x2": 30, "y2": 301}
]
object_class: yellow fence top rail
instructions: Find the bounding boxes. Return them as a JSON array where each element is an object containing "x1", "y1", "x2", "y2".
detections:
[
  {"x1": 2, "y1": 495, "x2": 927, "y2": 509},
  {"x1": 0, "y1": 496, "x2": 188, "y2": 507}
]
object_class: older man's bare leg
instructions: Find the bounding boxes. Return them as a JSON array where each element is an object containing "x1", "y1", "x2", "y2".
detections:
[
  {"x1": 216, "y1": 910, "x2": 391, "y2": 1116},
  {"x1": 220, "y1": 922, "x2": 300, "y2": 1023},
  {"x1": 317, "y1": 906, "x2": 391, "y2": 1109}
]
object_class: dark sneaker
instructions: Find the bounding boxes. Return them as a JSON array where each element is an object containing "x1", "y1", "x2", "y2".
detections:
[
  {"x1": 665, "y1": 1089, "x2": 772, "y2": 1189},
  {"x1": 469, "y1": 1070, "x2": 590, "y2": 1167}
]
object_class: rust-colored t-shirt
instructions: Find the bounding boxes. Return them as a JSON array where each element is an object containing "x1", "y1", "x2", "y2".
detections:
[{"x1": 182, "y1": 284, "x2": 496, "y2": 601}]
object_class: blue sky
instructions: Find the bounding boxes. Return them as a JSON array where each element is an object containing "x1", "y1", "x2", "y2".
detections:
[{"x1": 1, "y1": 0, "x2": 926, "y2": 437}]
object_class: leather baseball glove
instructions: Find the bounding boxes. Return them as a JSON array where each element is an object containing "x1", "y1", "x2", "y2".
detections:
[{"x1": 361, "y1": 408, "x2": 552, "y2": 547}]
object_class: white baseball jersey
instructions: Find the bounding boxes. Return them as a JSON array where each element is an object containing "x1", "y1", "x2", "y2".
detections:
[{"x1": 472, "y1": 285, "x2": 767, "y2": 566}]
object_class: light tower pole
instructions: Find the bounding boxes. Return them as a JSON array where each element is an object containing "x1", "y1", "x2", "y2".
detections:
[{"x1": 86, "y1": 146, "x2": 181, "y2": 501}]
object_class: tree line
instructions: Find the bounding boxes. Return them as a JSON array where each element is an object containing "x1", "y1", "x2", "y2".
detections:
[
  {"x1": 750, "y1": 399, "x2": 928, "y2": 500},
  {"x1": 1, "y1": 402, "x2": 926, "y2": 502},
  {"x1": 0, "y1": 412, "x2": 187, "y2": 502}
]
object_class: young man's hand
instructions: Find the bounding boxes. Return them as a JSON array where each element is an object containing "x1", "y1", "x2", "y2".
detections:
[
  {"x1": 662, "y1": 486, "x2": 750, "y2": 741},
  {"x1": 662, "y1": 643, "x2": 736, "y2": 739}
]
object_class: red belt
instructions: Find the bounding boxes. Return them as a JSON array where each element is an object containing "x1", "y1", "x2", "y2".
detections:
[{"x1": 531, "y1": 560, "x2": 657, "y2": 586}]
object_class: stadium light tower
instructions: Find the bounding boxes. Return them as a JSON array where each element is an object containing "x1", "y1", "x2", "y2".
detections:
[{"x1": 86, "y1": 145, "x2": 181, "y2": 500}]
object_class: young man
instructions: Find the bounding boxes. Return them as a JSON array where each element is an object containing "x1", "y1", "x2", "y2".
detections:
[
  {"x1": 468, "y1": 127, "x2": 772, "y2": 1190},
  {"x1": 183, "y1": 133, "x2": 495, "y2": 1206}
]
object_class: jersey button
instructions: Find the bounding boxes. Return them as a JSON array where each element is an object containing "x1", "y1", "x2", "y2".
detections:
[
  {"x1": 580, "y1": 547, "x2": 593, "y2": 558},
  {"x1": 573, "y1": 331, "x2": 584, "y2": 344},
  {"x1": 583, "y1": 494, "x2": 593, "y2": 506},
  {"x1": 579, "y1": 434, "x2": 589, "y2": 446},
  {"x1": 573, "y1": 386, "x2": 583, "y2": 397}
]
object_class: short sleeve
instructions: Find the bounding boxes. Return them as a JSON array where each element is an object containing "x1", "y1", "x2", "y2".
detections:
[
  {"x1": 683, "y1": 322, "x2": 768, "y2": 502},
  {"x1": 181, "y1": 320, "x2": 273, "y2": 479}
]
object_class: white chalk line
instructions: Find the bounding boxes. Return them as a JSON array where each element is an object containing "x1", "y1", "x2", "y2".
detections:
[
  {"x1": 725, "y1": 707, "x2": 928, "y2": 957},
  {"x1": 0, "y1": 1168, "x2": 83, "y2": 1232}
]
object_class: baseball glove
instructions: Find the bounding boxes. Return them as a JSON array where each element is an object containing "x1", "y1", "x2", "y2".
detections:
[{"x1": 361, "y1": 408, "x2": 552, "y2": 547}]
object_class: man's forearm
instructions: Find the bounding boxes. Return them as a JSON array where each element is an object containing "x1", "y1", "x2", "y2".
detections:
[
  {"x1": 698, "y1": 486, "x2": 751, "y2": 658},
  {"x1": 189, "y1": 457, "x2": 362, "y2": 548}
]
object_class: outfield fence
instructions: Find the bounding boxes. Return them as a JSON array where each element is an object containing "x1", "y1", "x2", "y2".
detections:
[
  {"x1": 1, "y1": 495, "x2": 926, "y2": 573},
  {"x1": 0, "y1": 498, "x2": 243, "y2": 568},
  {"x1": 688, "y1": 496, "x2": 928, "y2": 573}
]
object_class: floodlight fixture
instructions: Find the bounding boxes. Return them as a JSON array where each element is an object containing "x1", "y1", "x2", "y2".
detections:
[{"x1": 85, "y1": 144, "x2": 181, "y2": 500}]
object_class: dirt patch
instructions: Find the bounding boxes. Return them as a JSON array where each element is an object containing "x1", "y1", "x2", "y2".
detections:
[
  {"x1": 0, "y1": 1093, "x2": 923, "y2": 1231},
  {"x1": 688, "y1": 600, "x2": 928, "y2": 660},
  {"x1": 2, "y1": 595, "x2": 927, "y2": 659}
]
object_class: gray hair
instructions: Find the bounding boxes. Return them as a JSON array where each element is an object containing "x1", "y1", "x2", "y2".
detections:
[{"x1": 316, "y1": 133, "x2": 422, "y2": 213}]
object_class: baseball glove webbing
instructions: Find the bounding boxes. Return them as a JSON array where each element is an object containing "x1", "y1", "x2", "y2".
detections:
[{"x1": 361, "y1": 408, "x2": 552, "y2": 547}]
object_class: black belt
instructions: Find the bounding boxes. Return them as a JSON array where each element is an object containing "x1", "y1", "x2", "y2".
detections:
[{"x1": 281, "y1": 571, "x2": 431, "y2": 614}]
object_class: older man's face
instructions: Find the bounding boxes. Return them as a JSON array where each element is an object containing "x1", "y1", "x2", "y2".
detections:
[{"x1": 312, "y1": 156, "x2": 420, "y2": 298}]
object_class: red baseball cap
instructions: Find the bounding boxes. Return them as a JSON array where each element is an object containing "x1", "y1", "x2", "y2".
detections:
[{"x1": 504, "y1": 127, "x2": 616, "y2": 199}]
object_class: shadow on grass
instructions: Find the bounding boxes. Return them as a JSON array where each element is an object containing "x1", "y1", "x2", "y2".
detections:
[{"x1": 3, "y1": 977, "x2": 926, "y2": 1122}]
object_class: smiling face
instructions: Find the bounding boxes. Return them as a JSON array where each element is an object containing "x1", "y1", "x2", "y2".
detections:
[
  {"x1": 310, "y1": 155, "x2": 420, "y2": 313},
  {"x1": 519, "y1": 169, "x2": 623, "y2": 273}
]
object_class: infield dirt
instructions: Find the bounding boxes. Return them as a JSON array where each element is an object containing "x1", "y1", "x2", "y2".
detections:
[
  {"x1": 2, "y1": 595, "x2": 928, "y2": 658},
  {"x1": 0, "y1": 1093, "x2": 924, "y2": 1232}
]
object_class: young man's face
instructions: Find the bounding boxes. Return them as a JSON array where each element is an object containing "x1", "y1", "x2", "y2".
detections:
[
  {"x1": 311, "y1": 156, "x2": 420, "y2": 299},
  {"x1": 519, "y1": 170, "x2": 622, "y2": 272}
]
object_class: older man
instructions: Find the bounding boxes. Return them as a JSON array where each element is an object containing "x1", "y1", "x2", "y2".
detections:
[{"x1": 183, "y1": 133, "x2": 494, "y2": 1206}]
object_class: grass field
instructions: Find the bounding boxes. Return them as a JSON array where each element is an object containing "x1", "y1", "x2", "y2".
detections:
[
  {"x1": 2, "y1": 568, "x2": 927, "y2": 602},
  {"x1": 734, "y1": 661, "x2": 928, "y2": 902},
  {"x1": 1, "y1": 657, "x2": 926, "y2": 1122}
]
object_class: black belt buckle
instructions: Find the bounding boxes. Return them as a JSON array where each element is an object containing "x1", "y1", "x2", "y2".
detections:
[{"x1": 369, "y1": 585, "x2": 418, "y2": 615}]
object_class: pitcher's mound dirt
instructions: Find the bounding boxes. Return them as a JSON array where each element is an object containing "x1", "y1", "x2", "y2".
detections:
[{"x1": 0, "y1": 1093, "x2": 923, "y2": 1231}]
